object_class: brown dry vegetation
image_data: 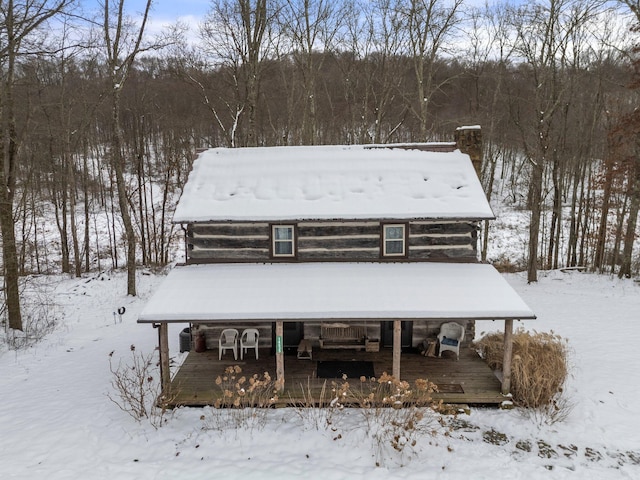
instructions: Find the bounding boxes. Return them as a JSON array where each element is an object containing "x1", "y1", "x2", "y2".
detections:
[{"x1": 474, "y1": 330, "x2": 569, "y2": 409}]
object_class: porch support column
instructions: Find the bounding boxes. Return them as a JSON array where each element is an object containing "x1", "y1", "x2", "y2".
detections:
[
  {"x1": 502, "y1": 319, "x2": 514, "y2": 395},
  {"x1": 275, "y1": 321, "x2": 285, "y2": 392},
  {"x1": 392, "y1": 320, "x2": 401, "y2": 379},
  {"x1": 156, "y1": 323, "x2": 171, "y2": 394}
]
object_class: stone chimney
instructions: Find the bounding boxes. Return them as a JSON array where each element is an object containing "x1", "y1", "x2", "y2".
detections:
[{"x1": 454, "y1": 126, "x2": 482, "y2": 179}]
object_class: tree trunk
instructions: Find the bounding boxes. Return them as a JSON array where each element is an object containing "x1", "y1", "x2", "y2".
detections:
[
  {"x1": 547, "y1": 153, "x2": 563, "y2": 270},
  {"x1": 619, "y1": 166, "x2": 640, "y2": 278},
  {"x1": 566, "y1": 158, "x2": 584, "y2": 267},
  {"x1": 611, "y1": 194, "x2": 628, "y2": 274},
  {"x1": 0, "y1": 178, "x2": 22, "y2": 331},
  {"x1": 594, "y1": 156, "x2": 614, "y2": 271},
  {"x1": 527, "y1": 158, "x2": 544, "y2": 283},
  {"x1": 83, "y1": 154, "x2": 91, "y2": 273},
  {"x1": 579, "y1": 165, "x2": 594, "y2": 267},
  {"x1": 67, "y1": 154, "x2": 82, "y2": 278},
  {"x1": 0, "y1": 26, "x2": 22, "y2": 330},
  {"x1": 111, "y1": 90, "x2": 137, "y2": 296},
  {"x1": 135, "y1": 125, "x2": 148, "y2": 266}
]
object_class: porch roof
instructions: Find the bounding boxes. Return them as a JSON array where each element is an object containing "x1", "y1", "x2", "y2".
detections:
[{"x1": 138, "y1": 262, "x2": 535, "y2": 323}]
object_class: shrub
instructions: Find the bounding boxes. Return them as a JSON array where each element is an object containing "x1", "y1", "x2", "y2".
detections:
[
  {"x1": 2, "y1": 276, "x2": 60, "y2": 349},
  {"x1": 475, "y1": 329, "x2": 570, "y2": 412},
  {"x1": 299, "y1": 373, "x2": 439, "y2": 467},
  {"x1": 213, "y1": 365, "x2": 279, "y2": 409},
  {"x1": 107, "y1": 345, "x2": 176, "y2": 428},
  {"x1": 491, "y1": 254, "x2": 525, "y2": 273},
  {"x1": 348, "y1": 373, "x2": 439, "y2": 467},
  {"x1": 201, "y1": 366, "x2": 279, "y2": 431}
]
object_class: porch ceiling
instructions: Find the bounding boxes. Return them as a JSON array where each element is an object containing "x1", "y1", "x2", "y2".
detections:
[{"x1": 138, "y1": 262, "x2": 535, "y2": 324}]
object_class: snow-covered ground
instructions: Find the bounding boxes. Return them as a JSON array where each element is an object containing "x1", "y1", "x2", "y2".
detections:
[{"x1": 1, "y1": 266, "x2": 639, "y2": 479}]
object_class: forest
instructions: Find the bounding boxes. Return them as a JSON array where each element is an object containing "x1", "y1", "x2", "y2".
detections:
[{"x1": 1, "y1": 0, "x2": 639, "y2": 333}]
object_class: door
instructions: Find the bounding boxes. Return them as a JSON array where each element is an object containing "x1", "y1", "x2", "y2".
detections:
[
  {"x1": 272, "y1": 321, "x2": 304, "y2": 353},
  {"x1": 380, "y1": 321, "x2": 413, "y2": 350}
]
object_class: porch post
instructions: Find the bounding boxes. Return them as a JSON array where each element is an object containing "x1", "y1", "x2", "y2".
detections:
[
  {"x1": 502, "y1": 319, "x2": 514, "y2": 395},
  {"x1": 275, "y1": 321, "x2": 285, "y2": 391},
  {"x1": 157, "y1": 323, "x2": 171, "y2": 394},
  {"x1": 392, "y1": 319, "x2": 401, "y2": 379}
]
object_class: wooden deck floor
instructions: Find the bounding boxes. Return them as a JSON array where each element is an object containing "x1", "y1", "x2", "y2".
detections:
[{"x1": 167, "y1": 346, "x2": 507, "y2": 408}]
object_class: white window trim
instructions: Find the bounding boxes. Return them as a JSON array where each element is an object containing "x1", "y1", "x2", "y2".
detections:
[
  {"x1": 382, "y1": 224, "x2": 406, "y2": 257},
  {"x1": 272, "y1": 225, "x2": 296, "y2": 257}
]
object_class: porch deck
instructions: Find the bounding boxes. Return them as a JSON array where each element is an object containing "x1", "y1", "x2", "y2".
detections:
[{"x1": 167, "y1": 345, "x2": 507, "y2": 408}]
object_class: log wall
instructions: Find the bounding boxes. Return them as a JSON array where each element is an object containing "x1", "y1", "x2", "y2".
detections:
[{"x1": 186, "y1": 220, "x2": 478, "y2": 263}]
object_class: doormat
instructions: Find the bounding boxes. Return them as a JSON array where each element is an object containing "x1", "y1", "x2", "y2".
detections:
[
  {"x1": 435, "y1": 383, "x2": 464, "y2": 394},
  {"x1": 316, "y1": 361, "x2": 375, "y2": 379}
]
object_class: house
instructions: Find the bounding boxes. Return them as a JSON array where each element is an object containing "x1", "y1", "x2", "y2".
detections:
[{"x1": 138, "y1": 126, "x2": 536, "y2": 403}]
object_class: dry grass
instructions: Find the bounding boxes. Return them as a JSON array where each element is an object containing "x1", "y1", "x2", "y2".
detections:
[
  {"x1": 475, "y1": 329, "x2": 570, "y2": 411},
  {"x1": 291, "y1": 372, "x2": 440, "y2": 467},
  {"x1": 345, "y1": 373, "x2": 440, "y2": 466},
  {"x1": 491, "y1": 255, "x2": 525, "y2": 273},
  {"x1": 204, "y1": 369, "x2": 441, "y2": 466}
]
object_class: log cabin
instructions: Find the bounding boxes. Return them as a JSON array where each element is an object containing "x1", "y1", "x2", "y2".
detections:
[{"x1": 138, "y1": 126, "x2": 536, "y2": 405}]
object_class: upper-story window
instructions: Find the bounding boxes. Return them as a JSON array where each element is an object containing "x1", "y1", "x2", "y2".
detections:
[
  {"x1": 272, "y1": 225, "x2": 296, "y2": 257},
  {"x1": 382, "y1": 224, "x2": 406, "y2": 257}
]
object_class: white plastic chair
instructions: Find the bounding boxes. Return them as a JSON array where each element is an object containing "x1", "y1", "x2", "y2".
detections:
[
  {"x1": 240, "y1": 328, "x2": 259, "y2": 360},
  {"x1": 437, "y1": 322, "x2": 465, "y2": 360},
  {"x1": 218, "y1": 328, "x2": 239, "y2": 360}
]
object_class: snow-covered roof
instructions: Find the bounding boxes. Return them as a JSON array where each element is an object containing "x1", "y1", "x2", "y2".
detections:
[
  {"x1": 138, "y1": 262, "x2": 535, "y2": 323},
  {"x1": 172, "y1": 145, "x2": 494, "y2": 223}
]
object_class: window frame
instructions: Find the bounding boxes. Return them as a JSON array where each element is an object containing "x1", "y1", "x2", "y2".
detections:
[
  {"x1": 381, "y1": 223, "x2": 407, "y2": 258},
  {"x1": 271, "y1": 224, "x2": 297, "y2": 258}
]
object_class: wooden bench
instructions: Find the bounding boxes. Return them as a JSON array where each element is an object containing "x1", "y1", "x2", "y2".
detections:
[
  {"x1": 319, "y1": 323, "x2": 366, "y2": 350},
  {"x1": 297, "y1": 339, "x2": 313, "y2": 360}
]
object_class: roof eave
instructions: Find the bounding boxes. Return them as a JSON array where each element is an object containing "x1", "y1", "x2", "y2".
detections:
[
  {"x1": 172, "y1": 215, "x2": 496, "y2": 224},
  {"x1": 138, "y1": 314, "x2": 536, "y2": 324}
]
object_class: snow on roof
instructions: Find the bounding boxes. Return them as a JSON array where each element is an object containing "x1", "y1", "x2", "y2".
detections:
[
  {"x1": 173, "y1": 145, "x2": 494, "y2": 223},
  {"x1": 138, "y1": 262, "x2": 535, "y2": 323}
]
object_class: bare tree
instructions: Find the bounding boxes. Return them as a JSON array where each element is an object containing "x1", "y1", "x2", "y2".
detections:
[
  {"x1": 363, "y1": 0, "x2": 409, "y2": 143},
  {"x1": 101, "y1": 0, "x2": 155, "y2": 296},
  {"x1": 278, "y1": 0, "x2": 344, "y2": 144},
  {"x1": 200, "y1": 0, "x2": 275, "y2": 147},
  {"x1": 620, "y1": 0, "x2": 640, "y2": 18},
  {"x1": 0, "y1": 0, "x2": 75, "y2": 331},
  {"x1": 464, "y1": 3, "x2": 516, "y2": 261},
  {"x1": 400, "y1": 0, "x2": 463, "y2": 139},
  {"x1": 614, "y1": 0, "x2": 640, "y2": 277},
  {"x1": 335, "y1": 0, "x2": 411, "y2": 144},
  {"x1": 510, "y1": 0, "x2": 603, "y2": 282}
]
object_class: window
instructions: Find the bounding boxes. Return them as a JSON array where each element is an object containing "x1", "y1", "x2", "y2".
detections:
[
  {"x1": 272, "y1": 225, "x2": 295, "y2": 257},
  {"x1": 382, "y1": 224, "x2": 406, "y2": 256}
]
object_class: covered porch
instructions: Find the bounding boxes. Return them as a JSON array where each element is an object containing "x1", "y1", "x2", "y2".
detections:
[
  {"x1": 138, "y1": 262, "x2": 536, "y2": 407},
  {"x1": 167, "y1": 346, "x2": 507, "y2": 407}
]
